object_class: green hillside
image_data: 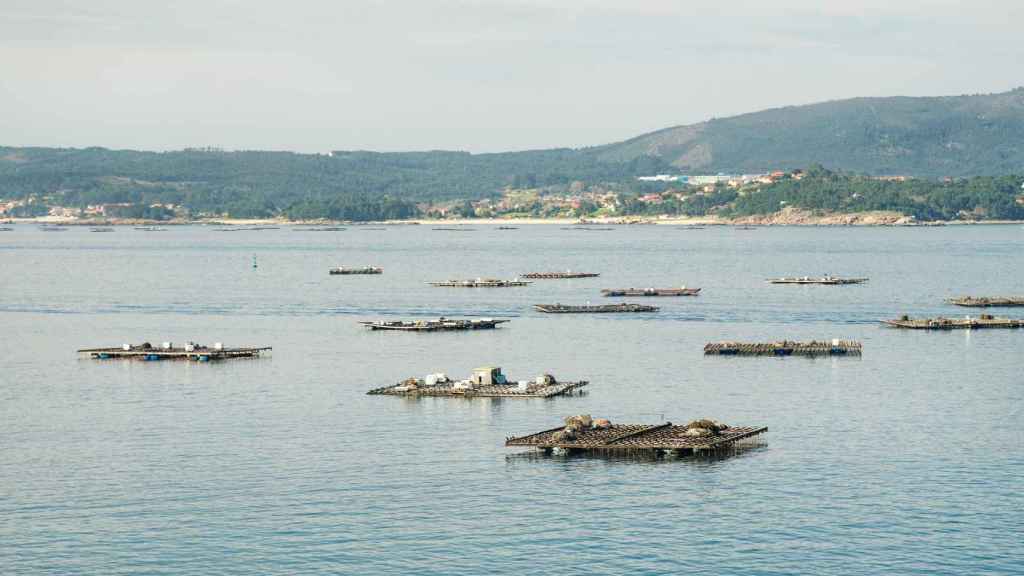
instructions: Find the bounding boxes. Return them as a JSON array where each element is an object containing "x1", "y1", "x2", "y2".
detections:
[{"x1": 593, "y1": 88, "x2": 1024, "y2": 177}]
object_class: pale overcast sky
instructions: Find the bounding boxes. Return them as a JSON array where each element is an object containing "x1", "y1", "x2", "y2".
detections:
[{"x1": 0, "y1": 0, "x2": 1019, "y2": 153}]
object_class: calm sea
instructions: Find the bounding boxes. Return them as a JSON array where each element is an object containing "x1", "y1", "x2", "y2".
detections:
[{"x1": 1, "y1": 224, "x2": 1022, "y2": 575}]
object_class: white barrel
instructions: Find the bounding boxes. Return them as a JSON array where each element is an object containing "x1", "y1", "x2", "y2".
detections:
[
  {"x1": 517, "y1": 381, "x2": 530, "y2": 391},
  {"x1": 122, "y1": 344, "x2": 131, "y2": 351},
  {"x1": 162, "y1": 342, "x2": 172, "y2": 350},
  {"x1": 214, "y1": 342, "x2": 223, "y2": 350},
  {"x1": 535, "y1": 376, "x2": 546, "y2": 386},
  {"x1": 425, "y1": 374, "x2": 438, "y2": 386},
  {"x1": 832, "y1": 338, "x2": 840, "y2": 346},
  {"x1": 184, "y1": 343, "x2": 195, "y2": 352}
]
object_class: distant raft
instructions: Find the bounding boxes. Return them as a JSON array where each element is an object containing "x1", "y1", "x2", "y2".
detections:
[
  {"x1": 704, "y1": 340, "x2": 862, "y2": 356},
  {"x1": 506, "y1": 416, "x2": 767, "y2": 455},
  {"x1": 521, "y1": 272, "x2": 600, "y2": 279},
  {"x1": 359, "y1": 317, "x2": 509, "y2": 332},
  {"x1": 883, "y1": 314, "x2": 1024, "y2": 330},
  {"x1": 534, "y1": 303, "x2": 659, "y2": 313},
  {"x1": 768, "y1": 276, "x2": 868, "y2": 285},
  {"x1": 429, "y1": 278, "x2": 531, "y2": 287},
  {"x1": 602, "y1": 287, "x2": 701, "y2": 297},
  {"x1": 78, "y1": 341, "x2": 271, "y2": 361},
  {"x1": 367, "y1": 367, "x2": 586, "y2": 398},
  {"x1": 947, "y1": 296, "x2": 1024, "y2": 307},
  {"x1": 330, "y1": 266, "x2": 383, "y2": 275}
]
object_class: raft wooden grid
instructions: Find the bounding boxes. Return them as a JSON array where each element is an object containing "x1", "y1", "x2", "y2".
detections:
[
  {"x1": 521, "y1": 272, "x2": 600, "y2": 279},
  {"x1": 506, "y1": 423, "x2": 767, "y2": 454},
  {"x1": 704, "y1": 340, "x2": 862, "y2": 356},
  {"x1": 79, "y1": 345, "x2": 271, "y2": 361},
  {"x1": 883, "y1": 316, "x2": 1024, "y2": 329},
  {"x1": 947, "y1": 297, "x2": 1024, "y2": 307}
]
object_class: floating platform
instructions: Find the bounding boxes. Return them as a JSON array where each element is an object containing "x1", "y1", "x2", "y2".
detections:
[
  {"x1": 359, "y1": 317, "x2": 509, "y2": 331},
  {"x1": 89, "y1": 227, "x2": 114, "y2": 232},
  {"x1": 602, "y1": 287, "x2": 700, "y2": 297},
  {"x1": 947, "y1": 296, "x2": 1024, "y2": 308},
  {"x1": 704, "y1": 340, "x2": 862, "y2": 356},
  {"x1": 330, "y1": 266, "x2": 383, "y2": 275},
  {"x1": 429, "y1": 278, "x2": 531, "y2": 287},
  {"x1": 367, "y1": 367, "x2": 586, "y2": 398},
  {"x1": 768, "y1": 276, "x2": 868, "y2": 285},
  {"x1": 883, "y1": 315, "x2": 1024, "y2": 330},
  {"x1": 534, "y1": 303, "x2": 659, "y2": 313},
  {"x1": 294, "y1": 227, "x2": 346, "y2": 232},
  {"x1": 506, "y1": 418, "x2": 767, "y2": 455},
  {"x1": 522, "y1": 272, "x2": 600, "y2": 279},
  {"x1": 78, "y1": 342, "x2": 271, "y2": 361}
]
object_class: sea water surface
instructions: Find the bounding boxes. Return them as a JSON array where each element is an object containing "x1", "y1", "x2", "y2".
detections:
[{"x1": 1, "y1": 224, "x2": 1022, "y2": 575}]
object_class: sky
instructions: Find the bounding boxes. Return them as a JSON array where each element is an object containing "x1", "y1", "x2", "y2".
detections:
[{"x1": 0, "y1": 0, "x2": 1020, "y2": 153}]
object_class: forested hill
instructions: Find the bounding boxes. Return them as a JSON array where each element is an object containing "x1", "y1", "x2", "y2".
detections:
[
  {"x1": 2, "y1": 88, "x2": 1024, "y2": 219},
  {"x1": 0, "y1": 147, "x2": 671, "y2": 219},
  {"x1": 594, "y1": 88, "x2": 1024, "y2": 177}
]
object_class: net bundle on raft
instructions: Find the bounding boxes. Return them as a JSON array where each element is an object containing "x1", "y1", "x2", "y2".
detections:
[
  {"x1": 78, "y1": 341, "x2": 271, "y2": 361},
  {"x1": 506, "y1": 415, "x2": 767, "y2": 455},
  {"x1": 703, "y1": 340, "x2": 862, "y2": 356},
  {"x1": 366, "y1": 367, "x2": 587, "y2": 398},
  {"x1": 883, "y1": 315, "x2": 1024, "y2": 329}
]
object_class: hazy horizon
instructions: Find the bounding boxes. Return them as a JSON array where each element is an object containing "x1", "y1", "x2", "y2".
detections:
[{"x1": 1, "y1": 0, "x2": 1020, "y2": 153}]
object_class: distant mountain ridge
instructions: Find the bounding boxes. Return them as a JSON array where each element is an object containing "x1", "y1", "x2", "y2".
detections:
[{"x1": 590, "y1": 88, "x2": 1024, "y2": 177}]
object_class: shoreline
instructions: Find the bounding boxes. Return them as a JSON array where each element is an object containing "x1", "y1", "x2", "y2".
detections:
[{"x1": 4, "y1": 215, "x2": 1023, "y2": 227}]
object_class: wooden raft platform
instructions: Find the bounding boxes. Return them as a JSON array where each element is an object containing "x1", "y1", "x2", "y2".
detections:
[
  {"x1": 768, "y1": 276, "x2": 868, "y2": 285},
  {"x1": 506, "y1": 423, "x2": 767, "y2": 453},
  {"x1": 534, "y1": 303, "x2": 659, "y2": 313},
  {"x1": 602, "y1": 287, "x2": 701, "y2": 297},
  {"x1": 429, "y1": 278, "x2": 531, "y2": 287},
  {"x1": 883, "y1": 315, "x2": 1024, "y2": 330},
  {"x1": 704, "y1": 340, "x2": 862, "y2": 356},
  {"x1": 947, "y1": 296, "x2": 1024, "y2": 307},
  {"x1": 330, "y1": 266, "x2": 382, "y2": 275},
  {"x1": 521, "y1": 272, "x2": 600, "y2": 279},
  {"x1": 359, "y1": 318, "x2": 509, "y2": 331},
  {"x1": 78, "y1": 343, "x2": 271, "y2": 361}
]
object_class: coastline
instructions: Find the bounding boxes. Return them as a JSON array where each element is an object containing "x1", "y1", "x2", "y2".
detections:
[{"x1": 5, "y1": 212, "x2": 1023, "y2": 227}]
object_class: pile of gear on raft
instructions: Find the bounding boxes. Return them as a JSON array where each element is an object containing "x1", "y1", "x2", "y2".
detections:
[{"x1": 552, "y1": 415, "x2": 729, "y2": 442}]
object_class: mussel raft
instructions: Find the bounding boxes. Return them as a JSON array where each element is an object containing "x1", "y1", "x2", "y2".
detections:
[
  {"x1": 883, "y1": 315, "x2": 1024, "y2": 329},
  {"x1": 367, "y1": 367, "x2": 586, "y2": 398},
  {"x1": 947, "y1": 296, "x2": 1024, "y2": 307},
  {"x1": 521, "y1": 272, "x2": 600, "y2": 279},
  {"x1": 534, "y1": 303, "x2": 659, "y2": 313},
  {"x1": 768, "y1": 276, "x2": 868, "y2": 285},
  {"x1": 602, "y1": 287, "x2": 701, "y2": 297},
  {"x1": 78, "y1": 342, "x2": 271, "y2": 361},
  {"x1": 429, "y1": 278, "x2": 531, "y2": 287},
  {"x1": 330, "y1": 266, "x2": 382, "y2": 275},
  {"x1": 506, "y1": 415, "x2": 767, "y2": 455},
  {"x1": 704, "y1": 340, "x2": 862, "y2": 356},
  {"x1": 359, "y1": 317, "x2": 509, "y2": 331}
]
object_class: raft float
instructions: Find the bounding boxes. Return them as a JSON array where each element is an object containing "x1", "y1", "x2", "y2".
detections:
[
  {"x1": 429, "y1": 278, "x2": 531, "y2": 287},
  {"x1": 947, "y1": 296, "x2": 1024, "y2": 307},
  {"x1": 506, "y1": 416, "x2": 767, "y2": 456},
  {"x1": 359, "y1": 317, "x2": 509, "y2": 332},
  {"x1": 768, "y1": 276, "x2": 868, "y2": 285},
  {"x1": 602, "y1": 287, "x2": 700, "y2": 297},
  {"x1": 883, "y1": 314, "x2": 1024, "y2": 329},
  {"x1": 367, "y1": 367, "x2": 586, "y2": 398},
  {"x1": 521, "y1": 271, "x2": 600, "y2": 279},
  {"x1": 704, "y1": 340, "x2": 862, "y2": 356},
  {"x1": 330, "y1": 266, "x2": 383, "y2": 275},
  {"x1": 79, "y1": 342, "x2": 271, "y2": 361},
  {"x1": 534, "y1": 303, "x2": 659, "y2": 313}
]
